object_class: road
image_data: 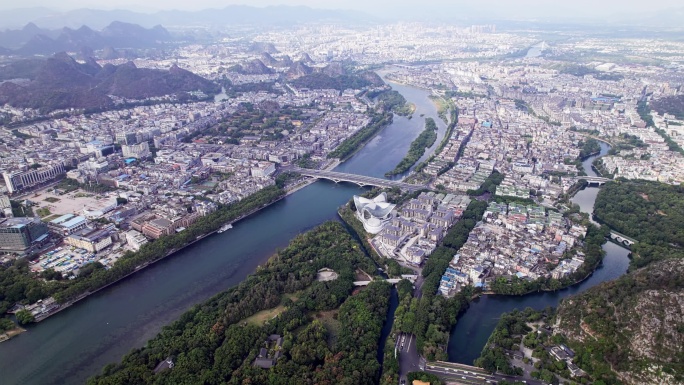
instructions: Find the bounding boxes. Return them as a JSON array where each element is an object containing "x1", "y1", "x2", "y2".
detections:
[
  {"x1": 412, "y1": 274, "x2": 424, "y2": 299},
  {"x1": 425, "y1": 361, "x2": 547, "y2": 385},
  {"x1": 397, "y1": 332, "x2": 425, "y2": 382},
  {"x1": 396, "y1": 272, "x2": 425, "y2": 383}
]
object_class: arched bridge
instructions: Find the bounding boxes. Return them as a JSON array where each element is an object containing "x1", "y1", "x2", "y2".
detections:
[
  {"x1": 294, "y1": 168, "x2": 425, "y2": 192},
  {"x1": 609, "y1": 231, "x2": 637, "y2": 247}
]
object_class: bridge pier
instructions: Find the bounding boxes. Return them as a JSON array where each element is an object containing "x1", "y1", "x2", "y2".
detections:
[{"x1": 294, "y1": 168, "x2": 425, "y2": 192}]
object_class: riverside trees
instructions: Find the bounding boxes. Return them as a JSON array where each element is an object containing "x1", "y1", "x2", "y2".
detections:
[
  {"x1": 386, "y1": 118, "x2": 438, "y2": 176},
  {"x1": 594, "y1": 179, "x2": 684, "y2": 269},
  {"x1": 88, "y1": 222, "x2": 392, "y2": 385}
]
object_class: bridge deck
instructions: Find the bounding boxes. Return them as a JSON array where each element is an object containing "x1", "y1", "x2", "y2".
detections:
[
  {"x1": 609, "y1": 230, "x2": 638, "y2": 243},
  {"x1": 294, "y1": 168, "x2": 425, "y2": 191}
]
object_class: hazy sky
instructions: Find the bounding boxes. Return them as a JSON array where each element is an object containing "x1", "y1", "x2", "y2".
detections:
[{"x1": 3, "y1": 0, "x2": 682, "y2": 19}]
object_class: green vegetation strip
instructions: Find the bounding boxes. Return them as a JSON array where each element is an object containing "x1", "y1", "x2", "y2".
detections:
[
  {"x1": 328, "y1": 112, "x2": 393, "y2": 160},
  {"x1": 370, "y1": 89, "x2": 414, "y2": 116},
  {"x1": 386, "y1": 118, "x2": 438, "y2": 176}
]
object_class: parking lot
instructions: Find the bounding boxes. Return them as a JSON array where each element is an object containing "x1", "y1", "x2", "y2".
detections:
[{"x1": 30, "y1": 246, "x2": 97, "y2": 277}]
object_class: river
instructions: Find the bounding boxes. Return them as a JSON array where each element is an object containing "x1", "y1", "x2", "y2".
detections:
[
  {"x1": 525, "y1": 41, "x2": 546, "y2": 58},
  {"x1": 447, "y1": 141, "x2": 630, "y2": 365},
  {"x1": 335, "y1": 77, "x2": 448, "y2": 179},
  {"x1": 0, "y1": 78, "x2": 444, "y2": 385}
]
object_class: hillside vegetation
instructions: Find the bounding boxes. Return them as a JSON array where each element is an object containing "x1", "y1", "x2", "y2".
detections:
[
  {"x1": 0, "y1": 52, "x2": 219, "y2": 113},
  {"x1": 593, "y1": 179, "x2": 684, "y2": 269},
  {"x1": 555, "y1": 258, "x2": 684, "y2": 385},
  {"x1": 650, "y1": 94, "x2": 684, "y2": 120}
]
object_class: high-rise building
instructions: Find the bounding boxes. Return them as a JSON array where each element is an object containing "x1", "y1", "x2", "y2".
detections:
[
  {"x1": 0, "y1": 217, "x2": 49, "y2": 253},
  {"x1": 2, "y1": 164, "x2": 66, "y2": 194}
]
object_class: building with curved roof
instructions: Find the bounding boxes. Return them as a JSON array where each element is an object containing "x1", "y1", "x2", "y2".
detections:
[{"x1": 353, "y1": 192, "x2": 395, "y2": 234}]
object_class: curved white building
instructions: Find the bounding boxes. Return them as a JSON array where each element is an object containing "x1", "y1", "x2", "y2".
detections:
[{"x1": 353, "y1": 192, "x2": 395, "y2": 234}]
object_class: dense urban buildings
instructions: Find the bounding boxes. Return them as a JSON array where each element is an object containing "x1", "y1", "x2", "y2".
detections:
[{"x1": 0, "y1": 8, "x2": 682, "y2": 385}]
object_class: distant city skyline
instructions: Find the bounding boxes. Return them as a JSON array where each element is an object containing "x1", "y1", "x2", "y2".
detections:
[{"x1": 1, "y1": 0, "x2": 683, "y2": 21}]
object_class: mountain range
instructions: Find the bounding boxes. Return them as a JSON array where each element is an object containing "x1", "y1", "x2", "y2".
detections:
[
  {"x1": 0, "y1": 52, "x2": 219, "y2": 112},
  {"x1": 0, "y1": 21, "x2": 171, "y2": 55},
  {"x1": 0, "y1": 6, "x2": 373, "y2": 30},
  {"x1": 1, "y1": 5, "x2": 683, "y2": 31}
]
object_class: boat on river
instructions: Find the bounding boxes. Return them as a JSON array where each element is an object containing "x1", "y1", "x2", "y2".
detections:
[{"x1": 217, "y1": 224, "x2": 233, "y2": 233}]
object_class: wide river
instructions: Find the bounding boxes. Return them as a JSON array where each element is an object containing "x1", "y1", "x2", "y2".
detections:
[
  {"x1": 0, "y1": 80, "x2": 444, "y2": 385},
  {"x1": 447, "y1": 141, "x2": 631, "y2": 365}
]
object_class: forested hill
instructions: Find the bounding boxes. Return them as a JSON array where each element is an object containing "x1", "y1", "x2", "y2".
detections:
[
  {"x1": 555, "y1": 258, "x2": 684, "y2": 385},
  {"x1": 593, "y1": 179, "x2": 684, "y2": 269},
  {"x1": 88, "y1": 222, "x2": 391, "y2": 385},
  {"x1": 650, "y1": 94, "x2": 684, "y2": 120},
  {"x1": 0, "y1": 52, "x2": 219, "y2": 112}
]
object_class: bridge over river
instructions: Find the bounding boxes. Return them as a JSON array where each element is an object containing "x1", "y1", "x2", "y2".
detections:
[
  {"x1": 353, "y1": 274, "x2": 418, "y2": 286},
  {"x1": 609, "y1": 230, "x2": 637, "y2": 247},
  {"x1": 294, "y1": 168, "x2": 426, "y2": 191},
  {"x1": 574, "y1": 176, "x2": 612, "y2": 185}
]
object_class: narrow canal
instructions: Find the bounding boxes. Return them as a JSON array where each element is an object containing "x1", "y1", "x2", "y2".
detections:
[
  {"x1": 0, "y1": 80, "x2": 443, "y2": 385},
  {"x1": 447, "y1": 141, "x2": 631, "y2": 365}
]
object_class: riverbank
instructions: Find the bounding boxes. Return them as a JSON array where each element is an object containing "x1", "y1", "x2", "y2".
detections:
[
  {"x1": 338, "y1": 206, "x2": 383, "y2": 264},
  {"x1": 0, "y1": 326, "x2": 26, "y2": 343},
  {"x1": 28, "y1": 187, "x2": 286, "y2": 322},
  {"x1": 328, "y1": 112, "x2": 394, "y2": 161},
  {"x1": 283, "y1": 159, "x2": 341, "y2": 196},
  {"x1": 428, "y1": 95, "x2": 453, "y2": 124},
  {"x1": 36, "y1": 196, "x2": 283, "y2": 322}
]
